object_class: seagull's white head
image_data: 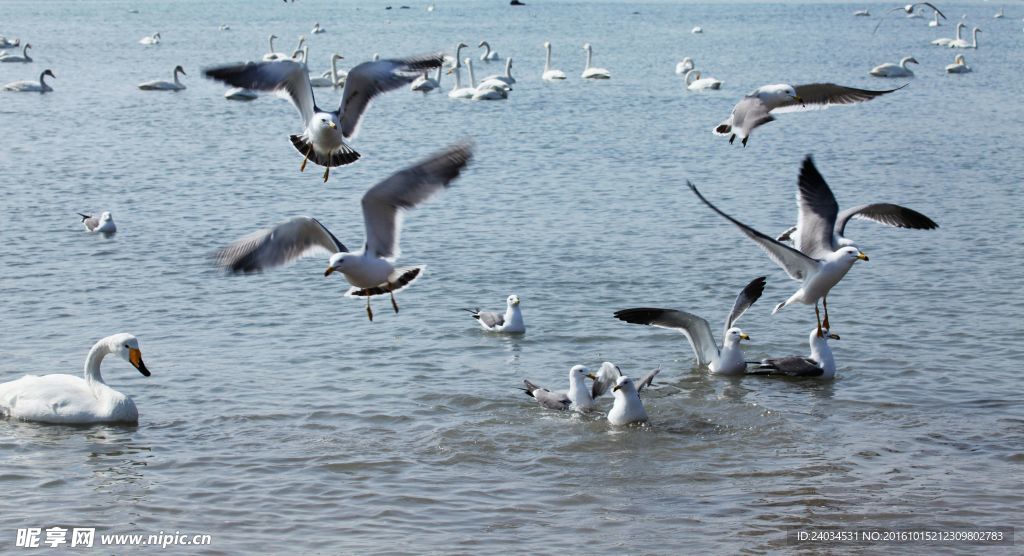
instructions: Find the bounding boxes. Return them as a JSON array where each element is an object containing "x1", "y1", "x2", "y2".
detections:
[
  {"x1": 835, "y1": 246, "x2": 869, "y2": 265},
  {"x1": 724, "y1": 327, "x2": 750, "y2": 346},
  {"x1": 755, "y1": 84, "x2": 802, "y2": 105},
  {"x1": 312, "y1": 112, "x2": 338, "y2": 131},
  {"x1": 507, "y1": 294, "x2": 520, "y2": 307},
  {"x1": 108, "y1": 333, "x2": 151, "y2": 377},
  {"x1": 99, "y1": 211, "x2": 113, "y2": 223},
  {"x1": 569, "y1": 364, "x2": 596, "y2": 383},
  {"x1": 324, "y1": 252, "x2": 347, "y2": 276},
  {"x1": 611, "y1": 376, "x2": 635, "y2": 396}
]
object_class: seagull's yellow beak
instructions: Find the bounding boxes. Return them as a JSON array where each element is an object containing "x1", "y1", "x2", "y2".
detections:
[
  {"x1": 328, "y1": 121, "x2": 337, "y2": 129},
  {"x1": 586, "y1": 373, "x2": 597, "y2": 380},
  {"x1": 128, "y1": 348, "x2": 150, "y2": 377},
  {"x1": 612, "y1": 385, "x2": 622, "y2": 392},
  {"x1": 739, "y1": 333, "x2": 750, "y2": 341},
  {"x1": 857, "y1": 252, "x2": 869, "y2": 261},
  {"x1": 794, "y1": 95, "x2": 804, "y2": 103},
  {"x1": 828, "y1": 333, "x2": 841, "y2": 340},
  {"x1": 324, "y1": 266, "x2": 335, "y2": 276}
]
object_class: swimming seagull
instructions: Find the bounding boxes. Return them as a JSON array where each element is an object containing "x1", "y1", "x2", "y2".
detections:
[
  {"x1": 688, "y1": 182, "x2": 867, "y2": 335},
  {"x1": 591, "y1": 363, "x2": 660, "y2": 425},
  {"x1": 748, "y1": 328, "x2": 841, "y2": 379},
  {"x1": 714, "y1": 83, "x2": 905, "y2": 146},
  {"x1": 204, "y1": 54, "x2": 444, "y2": 182},
  {"x1": 613, "y1": 276, "x2": 766, "y2": 376},
  {"x1": 520, "y1": 365, "x2": 598, "y2": 411},
  {"x1": 78, "y1": 212, "x2": 116, "y2": 234},
  {"x1": 874, "y1": 3, "x2": 946, "y2": 34},
  {"x1": 775, "y1": 156, "x2": 938, "y2": 259},
  {"x1": 214, "y1": 142, "x2": 473, "y2": 321},
  {"x1": 464, "y1": 294, "x2": 525, "y2": 333}
]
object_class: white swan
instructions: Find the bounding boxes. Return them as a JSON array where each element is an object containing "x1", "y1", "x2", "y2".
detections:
[
  {"x1": 994, "y1": 7, "x2": 1004, "y2": 18},
  {"x1": 311, "y1": 53, "x2": 345, "y2": 88},
  {"x1": 311, "y1": 22, "x2": 325, "y2": 34},
  {"x1": 463, "y1": 59, "x2": 506, "y2": 100},
  {"x1": 411, "y1": 65, "x2": 442, "y2": 92},
  {"x1": 218, "y1": 24, "x2": 231, "y2": 31},
  {"x1": 854, "y1": 9, "x2": 870, "y2": 16},
  {"x1": 870, "y1": 55, "x2": 918, "y2": 77},
  {"x1": 480, "y1": 57, "x2": 515, "y2": 85},
  {"x1": 684, "y1": 69, "x2": 722, "y2": 90},
  {"x1": 932, "y1": 22, "x2": 965, "y2": 45},
  {"x1": 675, "y1": 56, "x2": 694, "y2": 75},
  {"x1": 928, "y1": 10, "x2": 942, "y2": 26},
  {"x1": 0, "y1": 43, "x2": 32, "y2": 63},
  {"x1": 138, "y1": 65, "x2": 186, "y2": 91},
  {"x1": 0, "y1": 333, "x2": 152, "y2": 424},
  {"x1": 691, "y1": 25, "x2": 704, "y2": 33},
  {"x1": 224, "y1": 87, "x2": 258, "y2": 100},
  {"x1": 443, "y1": 41, "x2": 467, "y2": 68},
  {"x1": 447, "y1": 62, "x2": 475, "y2": 99},
  {"x1": 263, "y1": 34, "x2": 304, "y2": 61},
  {"x1": 0, "y1": 36, "x2": 20, "y2": 48},
  {"x1": 3, "y1": 68, "x2": 53, "y2": 92},
  {"x1": 478, "y1": 40, "x2": 499, "y2": 61},
  {"x1": 946, "y1": 54, "x2": 971, "y2": 73},
  {"x1": 542, "y1": 41, "x2": 566, "y2": 80},
  {"x1": 581, "y1": 43, "x2": 610, "y2": 79},
  {"x1": 139, "y1": 32, "x2": 161, "y2": 45},
  {"x1": 949, "y1": 27, "x2": 981, "y2": 48}
]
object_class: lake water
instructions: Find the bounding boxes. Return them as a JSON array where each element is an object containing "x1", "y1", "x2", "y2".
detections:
[{"x1": 1, "y1": 0, "x2": 1022, "y2": 553}]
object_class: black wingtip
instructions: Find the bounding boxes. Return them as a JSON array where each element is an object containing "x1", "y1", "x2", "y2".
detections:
[{"x1": 76, "y1": 212, "x2": 90, "y2": 221}]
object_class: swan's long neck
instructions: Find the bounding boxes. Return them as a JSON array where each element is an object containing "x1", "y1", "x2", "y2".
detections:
[
  {"x1": 173, "y1": 67, "x2": 182, "y2": 85},
  {"x1": 452, "y1": 67, "x2": 462, "y2": 89},
  {"x1": 39, "y1": 71, "x2": 48, "y2": 88},
  {"x1": 955, "y1": 23, "x2": 964, "y2": 40},
  {"x1": 294, "y1": 36, "x2": 305, "y2": 51},
  {"x1": 434, "y1": 64, "x2": 442, "y2": 81},
  {"x1": 454, "y1": 44, "x2": 465, "y2": 66},
  {"x1": 268, "y1": 35, "x2": 276, "y2": 53},
  {"x1": 544, "y1": 45, "x2": 552, "y2": 71},
  {"x1": 971, "y1": 28, "x2": 979, "y2": 47},
  {"x1": 466, "y1": 59, "x2": 476, "y2": 87},
  {"x1": 331, "y1": 55, "x2": 340, "y2": 88},
  {"x1": 684, "y1": 69, "x2": 698, "y2": 85},
  {"x1": 584, "y1": 47, "x2": 592, "y2": 70},
  {"x1": 900, "y1": 57, "x2": 911, "y2": 69},
  {"x1": 84, "y1": 340, "x2": 111, "y2": 386},
  {"x1": 482, "y1": 42, "x2": 491, "y2": 57},
  {"x1": 504, "y1": 58, "x2": 512, "y2": 78}
]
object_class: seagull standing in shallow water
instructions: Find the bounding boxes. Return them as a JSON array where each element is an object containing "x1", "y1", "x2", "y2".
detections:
[
  {"x1": 204, "y1": 54, "x2": 444, "y2": 182},
  {"x1": 214, "y1": 142, "x2": 473, "y2": 321},
  {"x1": 713, "y1": 83, "x2": 905, "y2": 146},
  {"x1": 613, "y1": 276, "x2": 765, "y2": 376},
  {"x1": 688, "y1": 182, "x2": 867, "y2": 336}
]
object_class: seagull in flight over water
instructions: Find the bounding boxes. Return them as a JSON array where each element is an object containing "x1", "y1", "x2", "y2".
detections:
[{"x1": 874, "y1": 3, "x2": 947, "y2": 34}]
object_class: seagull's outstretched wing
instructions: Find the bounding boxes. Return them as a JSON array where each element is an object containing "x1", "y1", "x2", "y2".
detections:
[
  {"x1": 337, "y1": 54, "x2": 444, "y2": 139},
  {"x1": 835, "y1": 203, "x2": 938, "y2": 237},
  {"x1": 772, "y1": 83, "x2": 906, "y2": 114},
  {"x1": 795, "y1": 155, "x2": 841, "y2": 259},
  {"x1": 725, "y1": 276, "x2": 767, "y2": 335},
  {"x1": 522, "y1": 379, "x2": 571, "y2": 410},
  {"x1": 591, "y1": 362, "x2": 623, "y2": 399},
  {"x1": 614, "y1": 308, "x2": 719, "y2": 367},
  {"x1": 361, "y1": 141, "x2": 473, "y2": 260},
  {"x1": 215, "y1": 216, "x2": 347, "y2": 274},
  {"x1": 874, "y1": 2, "x2": 946, "y2": 34},
  {"x1": 635, "y1": 367, "x2": 661, "y2": 393},
  {"x1": 749, "y1": 356, "x2": 824, "y2": 377},
  {"x1": 204, "y1": 60, "x2": 316, "y2": 125},
  {"x1": 688, "y1": 182, "x2": 819, "y2": 282}
]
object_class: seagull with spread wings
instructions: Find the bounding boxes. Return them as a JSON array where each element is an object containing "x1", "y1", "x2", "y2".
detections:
[
  {"x1": 613, "y1": 277, "x2": 766, "y2": 376},
  {"x1": 688, "y1": 182, "x2": 868, "y2": 336},
  {"x1": 204, "y1": 54, "x2": 443, "y2": 182},
  {"x1": 713, "y1": 83, "x2": 905, "y2": 146},
  {"x1": 776, "y1": 156, "x2": 938, "y2": 257},
  {"x1": 214, "y1": 142, "x2": 473, "y2": 320},
  {"x1": 874, "y1": 3, "x2": 947, "y2": 34}
]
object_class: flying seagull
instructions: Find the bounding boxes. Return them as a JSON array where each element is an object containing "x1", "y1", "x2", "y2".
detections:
[
  {"x1": 613, "y1": 276, "x2": 766, "y2": 376},
  {"x1": 590, "y1": 363, "x2": 660, "y2": 426},
  {"x1": 520, "y1": 365, "x2": 598, "y2": 411},
  {"x1": 874, "y1": 3, "x2": 947, "y2": 34},
  {"x1": 713, "y1": 83, "x2": 905, "y2": 146},
  {"x1": 204, "y1": 54, "x2": 444, "y2": 182},
  {"x1": 215, "y1": 142, "x2": 473, "y2": 320},
  {"x1": 464, "y1": 294, "x2": 525, "y2": 333},
  {"x1": 688, "y1": 182, "x2": 867, "y2": 335},
  {"x1": 775, "y1": 156, "x2": 938, "y2": 258},
  {"x1": 748, "y1": 327, "x2": 841, "y2": 379}
]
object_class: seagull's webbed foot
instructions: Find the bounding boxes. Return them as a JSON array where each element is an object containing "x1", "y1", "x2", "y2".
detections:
[
  {"x1": 323, "y1": 165, "x2": 330, "y2": 183},
  {"x1": 300, "y1": 148, "x2": 311, "y2": 172},
  {"x1": 366, "y1": 295, "x2": 373, "y2": 321},
  {"x1": 390, "y1": 291, "x2": 399, "y2": 314}
]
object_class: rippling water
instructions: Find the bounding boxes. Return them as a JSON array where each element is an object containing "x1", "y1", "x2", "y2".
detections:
[{"x1": 2, "y1": 0, "x2": 1022, "y2": 552}]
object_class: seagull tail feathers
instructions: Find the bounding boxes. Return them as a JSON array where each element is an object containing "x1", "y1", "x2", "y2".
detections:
[{"x1": 289, "y1": 135, "x2": 361, "y2": 168}]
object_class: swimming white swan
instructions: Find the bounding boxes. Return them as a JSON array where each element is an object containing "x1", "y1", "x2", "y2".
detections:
[
  {"x1": 581, "y1": 43, "x2": 610, "y2": 79},
  {"x1": 218, "y1": 24, "x2": 231, "y2": 31},
  {"x1": 478, "y1": 40, "x2": 499, "y2": 61},
  {"x1": 447, "y1": 60, "x2": 476, "y2": 99},
  {"x1": 464, "y1": 59, "x2": 506, "y2": 100},
  {"x1": 994, "y1": 7, "x2": 1004, "y2": 18},
  {"x1": 311, "y1": 22, "x2": 325, "y2": 34},
  {"x1": 691, "y1": 26, "x2": 704, "y2": 33},
  {"x1": 480, "y1": 57, "x2": 515, "y2": 85},
  {"x1": 675, "y1": 56, "x2": 694, "y2": 75},
  {"x1": 870, "y1": 56, "x2": 918, "y2": 77},
  {"x1": 854, "y1": 9, "x2": 870, "y2": 16},
  {"x1": 138, "y1": 65, "x2": 186, "y2": 91},
  {"x1": 139, "y1": 32, "x2": 161, "y2": 45},
  {"x1": 945, "y1": 54, "x2": 971, "y2": 73},
  {"x1": 411, "y1": 65, "x2": 442, "y2": 92},
  {"x1": 932, "y1": 22, "x2": 965, "y2": 45},
  {"x1": 3, "y1": 68, "x2": 54, "y2": 92},
  {"x1": 0, "y1": 333, "x2": 152, "y2": 424},
  {"x1": 224, "y1": 87, "x2": 258, "y2": 100},
  {"x1": 928, "y1": 10, "x2": 942, "y2": 26},
  {"x1": 949, "y1": 27, "x2": 981, "y2": 48},
  {"x1": 684, "y1": 69, "x2": 722, "y2": 90},
  {"x1": 263, "y1": 34, "x2": 304, "y2": 61},
  {"x1": 542, "y1": 41, "x2": 566, "y2": 80},
  {"x1": 0, "y1": 36, "x2": 20, "y2": 48},
  {"x1": 0, "y1": 43, "x2": 32, "y2": 63},
  {"x1": 309, "y1": 52, "x2": 344, "y2": 88}
]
